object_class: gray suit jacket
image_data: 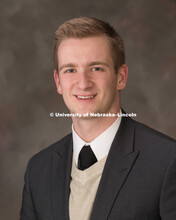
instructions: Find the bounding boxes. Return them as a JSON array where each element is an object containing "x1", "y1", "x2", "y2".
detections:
[{"x1": 20, "y1": 116, "x2": 176, "y2": 220}]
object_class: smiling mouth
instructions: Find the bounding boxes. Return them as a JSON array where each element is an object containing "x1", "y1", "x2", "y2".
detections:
[{"x1": 75, "y1": 95, "x2": 96, "y2": 100}]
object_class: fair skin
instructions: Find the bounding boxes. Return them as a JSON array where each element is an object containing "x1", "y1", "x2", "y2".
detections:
[{"x1": 54, "y1": 36, "x2": 128, "y2": 142}]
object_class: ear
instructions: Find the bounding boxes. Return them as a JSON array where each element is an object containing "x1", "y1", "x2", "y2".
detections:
[
  {"x1": 54, "y1": 69, "x2": 62, "y2": 94},
  {"x1": 117, "y1": 64, "x2": 128, "y2": 91}
]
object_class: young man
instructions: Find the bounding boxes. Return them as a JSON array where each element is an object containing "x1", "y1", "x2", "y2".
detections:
[{"x1": 20, "y1": 17, "x2": 176, "y2": 220}]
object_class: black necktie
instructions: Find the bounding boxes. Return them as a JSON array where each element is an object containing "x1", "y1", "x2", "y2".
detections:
[{"x1": 78, "y1": 145, "x2": 98, "y2": 170}]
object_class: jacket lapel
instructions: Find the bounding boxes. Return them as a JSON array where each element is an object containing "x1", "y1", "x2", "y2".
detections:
[
  {"x1": 51, "y1": 135, "x2": 73, "y2": 220},
  {"x1": 91, "y1": 117, "x2": 139, "y2": 220}
]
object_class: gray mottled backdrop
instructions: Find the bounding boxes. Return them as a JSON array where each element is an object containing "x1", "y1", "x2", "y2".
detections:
[{"x1": 0, "y1": 0, "x2": 176, "y2": 219}]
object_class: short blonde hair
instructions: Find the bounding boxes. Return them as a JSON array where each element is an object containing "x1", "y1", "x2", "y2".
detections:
[{"x1": 54, "y1": 17, "x2": 125, "y2": 72}]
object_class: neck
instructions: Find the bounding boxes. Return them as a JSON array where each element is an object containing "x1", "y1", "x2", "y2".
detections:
[{"x1": 72, "y1": 112, "x2": 119, "y2": 142}]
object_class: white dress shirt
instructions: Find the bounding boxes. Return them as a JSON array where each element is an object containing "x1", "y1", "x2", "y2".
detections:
[{"x1": 72, "y1": 111, "x2": 122, "y2": 166}]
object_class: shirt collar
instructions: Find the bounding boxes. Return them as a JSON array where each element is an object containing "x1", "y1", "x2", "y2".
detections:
[{"x1": 72, "y1": 110, "x2": 122, "y2": 165}]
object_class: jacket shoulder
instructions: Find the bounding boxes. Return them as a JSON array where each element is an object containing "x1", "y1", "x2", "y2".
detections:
[
  {"x1": 28, "y1": 133, "x2": 72, "y2": 166},
  {"x1": 134, "y1": 120, "x2": 176, "y2": 143},
  {"x1": 133, "y1": 119, "x2": 176, "y2": 155}
]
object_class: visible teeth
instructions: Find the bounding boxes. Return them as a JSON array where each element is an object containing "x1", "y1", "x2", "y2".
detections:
[{"x1": 77, "y1": 95, "x2": 94, "y2": 99}]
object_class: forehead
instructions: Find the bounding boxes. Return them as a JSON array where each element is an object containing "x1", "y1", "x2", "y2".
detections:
[{"x1": 57, "y1": 36, "x2": 113, "y2": 66}]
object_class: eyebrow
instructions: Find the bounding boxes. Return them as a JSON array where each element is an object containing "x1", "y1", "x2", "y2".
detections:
[
  {"x1": 59, "y1": 61, "x2": 109, "y2": 72},
  {"x1": 59, "y1": 63, "x2": 76, "y2": 72},
  {"x1": 88, "y1": 61, "x2": 109, "y2": 67}
]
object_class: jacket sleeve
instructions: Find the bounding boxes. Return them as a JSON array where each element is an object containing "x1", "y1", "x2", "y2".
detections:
[
  {"x1": 20, "y1": 158, "x2": 37, "y2": 220},
  {"x1": 160, "y1": 157, "x2": 176, "y2": 220}
]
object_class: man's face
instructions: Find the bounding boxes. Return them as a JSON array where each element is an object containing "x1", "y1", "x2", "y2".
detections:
[{"x1": 54, "y1": 36, "x2": 127, "y2": 117}]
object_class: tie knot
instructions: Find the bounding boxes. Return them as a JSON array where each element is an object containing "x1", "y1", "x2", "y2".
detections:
[{"x1": 78, "y1": 145, "x2": 97, "y2": 170}]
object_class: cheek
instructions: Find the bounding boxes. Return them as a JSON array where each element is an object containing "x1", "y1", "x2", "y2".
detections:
[
  {"x1": 100, "y1": 76, "x2": 117, "y2": 91},
  {"x1": 60, "y1": 77, "x2": 72, "y2": 90},
  {"x1": 60, "y1": 79, "x2": 75, "y2": 99}
]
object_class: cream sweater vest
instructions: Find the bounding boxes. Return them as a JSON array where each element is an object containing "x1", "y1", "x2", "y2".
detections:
[{"x1": 69, "y1": 156, "x2": 107, "y2": 220}]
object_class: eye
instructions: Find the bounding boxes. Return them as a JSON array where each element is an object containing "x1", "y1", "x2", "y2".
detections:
[
  {"x1": 65, "y1": 69, "x2": 76, "y2": 73},
  {"x1": 92, "y1": 67, "x2": 102, "y2": 71}
]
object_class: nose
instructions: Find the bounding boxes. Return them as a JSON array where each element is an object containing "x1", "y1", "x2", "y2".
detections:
[{"x1": 76, "y1": 71, "x2": 93, "y2": 90}]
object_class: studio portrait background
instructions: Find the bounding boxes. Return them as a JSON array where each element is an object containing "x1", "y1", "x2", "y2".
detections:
[{"x1": 0, "y1": 0, "x2": 176, "y2": 219}]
